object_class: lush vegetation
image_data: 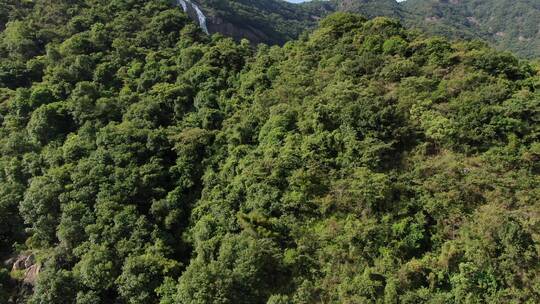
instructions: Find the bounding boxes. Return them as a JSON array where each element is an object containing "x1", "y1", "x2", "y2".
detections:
[
  {"x1": 403, "y1": 0, "x2": 540, "y2": 59},
  {"x1": 327, "y1": 0, "x2": 404, "y2": 19},
  {"x1": 0, "y1": 0, "x2": 539, "y2": 303},
  {"x1": 189, "y1": 0, "x2": 540, "y2": 59},
  {"x1": 193, "y1": 0, "x2": 334, "y2": 45}
]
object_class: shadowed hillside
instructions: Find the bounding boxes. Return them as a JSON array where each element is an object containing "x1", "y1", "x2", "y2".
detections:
[{"x1": 181, "y1": 0, "x2": 540, "y2": 58}]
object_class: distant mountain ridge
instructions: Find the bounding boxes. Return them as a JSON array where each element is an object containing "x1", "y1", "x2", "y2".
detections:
[
  {"x1": 177, "y1": 0, "x2": 540, "y2": 58},
  {"x1": 402, "y1": 0, "x2": 540, "y2": 58}
]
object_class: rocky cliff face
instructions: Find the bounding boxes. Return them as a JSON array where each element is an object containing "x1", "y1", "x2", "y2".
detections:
[
  {"x1": 206, "y1": 17, "x2": 274, "y2": 44},
  {"x1": 176, "y1": 0, "x2": 269, "y2": 43},
  {"x1": 174, "y1": 0, "x2": 330, "y2": 45},
  {"x1": 3, "y1": 253, "x2": 40, "y2": 303}
]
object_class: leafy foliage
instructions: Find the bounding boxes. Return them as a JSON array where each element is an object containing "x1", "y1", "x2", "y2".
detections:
[
  {"x1": 189, "y1": 0, "x2": 540, "y2": 58},
  {"x1": 0, "y1": 0, "x2": 539, "y2": 303},
  {"x1": 403, "y1": 0, "x2": 540, "y2": 59}
]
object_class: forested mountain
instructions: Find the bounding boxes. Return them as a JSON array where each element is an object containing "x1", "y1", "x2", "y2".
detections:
[
  {"x1": 177, "y1": 0, "x2": 333, "y2": 45},
  {"x1": 0, "y1": 0, "x2": 539, "y2": 303},
  {"x1": 182, "y1": 0, "x2": 540, "y2": 58},
  {"x1": 403, "y1": 0, "x2": 540, "y2": 59},
  {"x1": 176, "y1": 0, "x2": 406, "y2": 46},
  {"x1": 328, "y1": 0, "x2": 404, "y2": 19}
]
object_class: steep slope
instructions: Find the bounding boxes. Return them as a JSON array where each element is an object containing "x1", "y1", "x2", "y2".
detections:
[
  {"x1": 179, "y1": 0, "x2": 406, "y2": 45},
  {"x1": 179, "y1": 0, "x2": 540, "y2": 58},
  {"x1": 1, "y1": 0, "x2": 540, "y2": 302},
  {"x1": 178, "y1": 0, "x2": 333, "y2": 44},
  {"x1": 402, "y1": 0, "x2": 540, "y2": 58}
]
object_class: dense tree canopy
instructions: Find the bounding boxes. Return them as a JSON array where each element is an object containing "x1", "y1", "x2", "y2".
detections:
[
  {"x1": 403, "y1": 0, "x2": 540, "y2": 59},
  {"x1": 0, "y1": 0, "x2": 539, "y2": 303},
  {"x1": 182, "y1": 0, "x2": 540, "y2": 59}
]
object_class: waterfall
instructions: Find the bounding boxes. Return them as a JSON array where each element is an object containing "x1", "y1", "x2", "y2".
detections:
[
  {"x1": 177, "y1": 0, "x2": 188, "y2": 12},
  {"x1": 191, "y1": 2, "x2": 209, "y2": 34},
  {"x1": 176, "y1": 0, "x2": 209, "y2": 35}
]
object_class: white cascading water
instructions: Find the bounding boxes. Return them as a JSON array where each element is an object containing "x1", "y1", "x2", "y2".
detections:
[
  {"x1": 191, "y1": 3, "x2": 209, "y2": 34},
  {"x1": 176, "y1": 0, "x2": 209, "y2": 34},
  {"x1": 177, "y1": 0, "x2": 188, "y2": 12}
]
